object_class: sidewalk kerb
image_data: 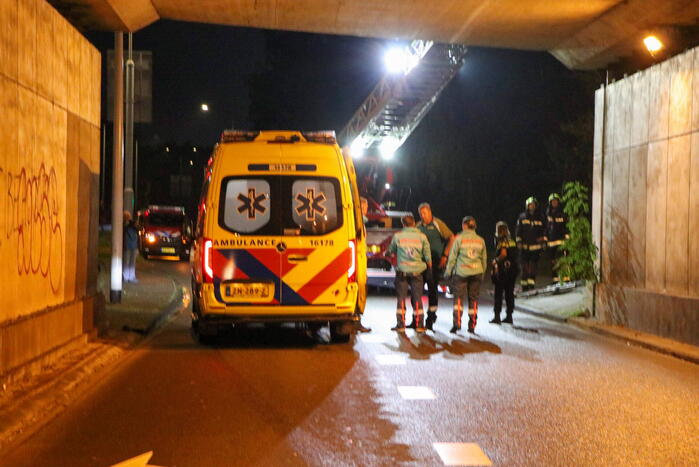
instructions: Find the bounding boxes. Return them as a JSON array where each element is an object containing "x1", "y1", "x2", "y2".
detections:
[
  {"x1": 514, "y1": 304, "x2": 568, "y2": 323},
  {"x1": 568, "y1": 317, "x2": 699, "y2": 366}
]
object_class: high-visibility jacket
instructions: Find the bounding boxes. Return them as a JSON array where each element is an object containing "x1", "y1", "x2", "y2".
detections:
[
  {"x1": 545, "y1": 205, "x2": 569, "y2": 247},
  {"x1": 515, "y1": 210, "x2": 546, "y2": 250},
  {"x1": 491, "y1": 236, "x2": 518, "y2": 282},
  {"x1": 388, "y1": 227, "x2": 431, "y2": 274},
  {"x1": 445, "y1": 230, "x2": 487, "y2": 278}
]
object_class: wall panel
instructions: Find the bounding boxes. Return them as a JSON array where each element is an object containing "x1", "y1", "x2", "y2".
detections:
[
  {"x1": 689, "y1": 133, "x2": 699, "y2": 296},
  {"x1": 17, "y1": 0, "x2": 36, "y2": 91},
  {"x1": 630, "y1": 71, "x2": 649, "y2": 147},
  {"x1": 665, "y1": 135, "x2": 691, "y2": 295},
  {"x1": 627, "y1": 145, "x2": 647, "y2": 288},
  {"x1": 645, "y1": 140, "x2": 667, "y2": 292},
  {"x1": 0, "y1": 0, "x2": 19, "y2": 81},
  {"x1": 648, "y1": 61, "x2": 671, "y2": 142},
  {"x1": 669, "y1": 53, "x2": 693, "y2": 138},
  {"x1": 610, "y1": 149, "x2": 630, "y2": 286}
]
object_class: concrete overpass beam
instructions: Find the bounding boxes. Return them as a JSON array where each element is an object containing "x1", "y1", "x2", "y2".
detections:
[{"x1": 551, "y1": 0, "x2": 699, "y2": 69}]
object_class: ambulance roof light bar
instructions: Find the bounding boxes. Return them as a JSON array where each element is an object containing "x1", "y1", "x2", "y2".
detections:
[
  {"x1": 220, "y1": 130, "x2": 260, "y2": 143},
  {"x1": 302, "y1": 131, "x2": 337, "y2": 144}
]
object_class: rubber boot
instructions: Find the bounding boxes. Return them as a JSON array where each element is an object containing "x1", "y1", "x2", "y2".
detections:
[
  {"x1": 391, "y1": 313, "x2": 406, "y2": 332},
  {"x1": 467, "y1": 302, "x2": 478, "y2": 333},
  {"x1": 467, "y1": 313, "x2": 477, "y2": 333},
  {"x1": 425, "y1": 311, "x2": 437, "y2": 331},
  {"x1": 415, "y1": 313, "x2": 425, "y2": 333},
  {"x1": 450, "y1": 308, "x2": 462, "y2": 333}
]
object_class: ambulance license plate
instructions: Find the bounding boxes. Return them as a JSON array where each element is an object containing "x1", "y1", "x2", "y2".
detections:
[
  {"x1": 161, "y1": 247, "x2": 176, "y2": 253},
  {"x1": 225, "y1": 283, "x2": 273, "y2": 301}
]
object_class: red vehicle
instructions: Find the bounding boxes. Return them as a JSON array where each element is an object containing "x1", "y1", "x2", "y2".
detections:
[{"x1": 138, "y1": 205, "x2": 192, "y2": 260}]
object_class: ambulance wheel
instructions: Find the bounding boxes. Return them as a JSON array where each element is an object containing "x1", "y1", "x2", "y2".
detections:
[
  {"x1": 192, "y1": 319, "x2": 217, "y2": 345},
  {"x1": 329, "y1": 321, "x2": 352, "y2": 343}
]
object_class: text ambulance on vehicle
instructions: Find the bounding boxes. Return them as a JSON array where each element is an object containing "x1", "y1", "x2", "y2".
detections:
[{"x1": 190, "y1": 130, "x2": 367, "y2": 343}]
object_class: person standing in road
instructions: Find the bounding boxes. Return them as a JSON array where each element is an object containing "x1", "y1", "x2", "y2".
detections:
[
  {"x1": 445, "y1": 216, "x2": 487, "y2": 334},
  {"x1": 123, "y1": 211, "x2": 139, "y2": 283},
  {"x1": 355, "y1": 197, "x2": 372, "y2": 333},
  {"x1": 416, "y1": 202, "x2": 454, "y2": 331},
  {"x1": 490, "y1": 221, "x2": 518, "y2": 324},
  {"x1": 387, "y1": 214, "x2": 432, "y2": 333},
  {"x1": 515, "y1": 196, "x2": 547, "y2": 291},
  {"x1": 545, "y1": 193, "x2": 569, "y2": 284}
]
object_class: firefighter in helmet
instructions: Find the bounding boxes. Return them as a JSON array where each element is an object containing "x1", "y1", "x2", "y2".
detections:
[
  {"x1": 546, "y1": 193, "x2": 569, "y2": 284},
  {"x1": 515, "y1": 196, "x2": 547, "y2": 291}
]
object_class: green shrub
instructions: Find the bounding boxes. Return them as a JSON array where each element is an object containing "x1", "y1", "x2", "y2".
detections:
[{"x1": 556, "y1": 181, "x2": 598, "y2": 282}]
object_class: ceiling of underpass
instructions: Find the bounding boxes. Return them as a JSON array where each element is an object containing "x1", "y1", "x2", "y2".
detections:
[{"x1": 50, "y1": 0, "x2": 699, "y2": 69}]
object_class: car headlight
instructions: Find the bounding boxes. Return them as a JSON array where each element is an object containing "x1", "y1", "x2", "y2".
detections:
[
  {"x1": 369, "y1": 244, "x2": 382, "y2": 254},
  {"x1": 145, "y1": 233, "x2": 157, "y2": 244}
]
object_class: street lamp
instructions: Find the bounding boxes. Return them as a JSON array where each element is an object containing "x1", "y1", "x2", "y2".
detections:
[
  {"x1": 643, "y1": 35, "x2": 663, "y2": 56},
  {"x1": 201, "y1": 103, "x2": 209, "y2": 112}
]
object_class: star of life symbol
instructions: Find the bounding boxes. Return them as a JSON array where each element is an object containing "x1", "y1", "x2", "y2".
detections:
[
  {"x1": 295, "y1": 188, "x2": 326, "y2": 221},
  {"x1": 237, "y1": 188, "x2": 267, "y2": 219}
]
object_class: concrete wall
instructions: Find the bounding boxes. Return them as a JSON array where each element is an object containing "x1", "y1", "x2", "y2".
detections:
[
  {"x1": 592, "y1": 47, "x2": 699, "y2": 346},
  {"x1": 0, "y1": 0, "x2": 101, "y2": 378}
]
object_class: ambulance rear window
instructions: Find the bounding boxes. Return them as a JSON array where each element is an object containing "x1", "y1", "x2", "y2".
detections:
[
  {"x1": 220, "y1": 178, "x2": 275, "y2": 234},
  {"x1": 219, "y1": 176, "x2": 342, "y2": 236},
  {"x1": 287, "y1": 179, "x2": 341, "y2": 235}
]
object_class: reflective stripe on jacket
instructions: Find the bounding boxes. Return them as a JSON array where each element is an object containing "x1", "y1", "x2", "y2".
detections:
[
  {"x1": 388, "y1": 227, "x2": 431, "y2": 274},
  {"x1": 445, "y1": 230, "x2": 487, "y2": 278}
]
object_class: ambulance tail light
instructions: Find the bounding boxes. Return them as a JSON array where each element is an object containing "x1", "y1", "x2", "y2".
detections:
[
  {"x1": 348, "y1": 240, "x2": 357, "y2": 282},
  {"x1": 203, "y1": 238, "x2": 214, "y2": 283}
]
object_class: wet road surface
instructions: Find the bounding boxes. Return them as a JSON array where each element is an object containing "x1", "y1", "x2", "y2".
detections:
[{"x1": 3, "y1": 261, "x2": 698, "y2": 466}]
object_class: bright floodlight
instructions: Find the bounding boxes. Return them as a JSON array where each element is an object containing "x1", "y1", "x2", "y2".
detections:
[
  {"x1": 350, "y1": 137, "x2": 365, "y2": 158},
  {"x1": 643, "y1": 35, "x2": 663, "y2": 54},
  {"x1": 384, "y1": 46, "x2": 419, "y2": 75},
  {"x1": 201, "y1": 103, "x2": 209, "y2": 112},
  {"x1": 379, "y1": 137, "x2": 400, "y2": 160}
]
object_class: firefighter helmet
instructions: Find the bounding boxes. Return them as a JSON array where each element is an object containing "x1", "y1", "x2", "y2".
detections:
[
  {"x1": 525, "y1": 196, "x2": 538, "y2": 208},
  {"x1": 548, "y1": 193, "x2": 561, "y2": 203}
]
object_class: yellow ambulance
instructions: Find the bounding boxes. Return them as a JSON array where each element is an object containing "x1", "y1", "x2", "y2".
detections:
[{"x1": 190, "y1": 130, "x2": 367, "y2": 343}]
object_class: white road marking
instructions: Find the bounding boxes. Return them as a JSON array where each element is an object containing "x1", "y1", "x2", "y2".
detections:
[
  {"x1": 110, "y1": 450, "x2": 165, "y2": 467},
  {"x1": 433, "y1": 443, "x2": 492, "y2": 466},
  {"x1": 375, "y1": 354, "x2": 407, "y2": 365},
  {"x1": 397, "y1": 385, "x2": 436, "y2": 400}
]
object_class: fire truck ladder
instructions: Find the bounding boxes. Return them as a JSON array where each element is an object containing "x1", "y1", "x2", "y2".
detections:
[{"x1": 339, "y1": 41, "x2": 468, "y2": 153}]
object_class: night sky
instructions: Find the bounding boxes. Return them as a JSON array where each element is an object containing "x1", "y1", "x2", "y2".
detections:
[{"x1": 87, "y1": 20, "x2": 599, "y2": 235}]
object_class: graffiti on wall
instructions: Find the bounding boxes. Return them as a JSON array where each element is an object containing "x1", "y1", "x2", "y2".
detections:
[{"x1": 0, "y1": 164, "x2": 64, "y2": 294}]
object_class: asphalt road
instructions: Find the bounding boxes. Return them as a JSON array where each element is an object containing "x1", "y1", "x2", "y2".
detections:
[{"x1": 3, "y1": 261, "x2": 698, "y2": 466}]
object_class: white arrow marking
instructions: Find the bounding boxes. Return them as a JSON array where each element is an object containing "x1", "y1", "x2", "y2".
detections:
[{"x1": 110, "y1": 451, "x2": 166, "y2": 467}]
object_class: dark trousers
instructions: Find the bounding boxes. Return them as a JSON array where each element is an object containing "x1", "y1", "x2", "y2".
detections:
[
  {"x1": 423, "y1": 263, "x2": 441, "y2": 311},
  {"x1": 452, "y1": 274, "x2": 481, "y2": 329},
  {"x1": 549, "y1": 245, "x2": 569, "y2": 282},
  {"x1": 395, "y1": 272, "x2": 424, "y2": 322},
  {"x1": 493, "y1": 276, "x2": 516, "y2": 318},
  {"x1": 520, "y1": 249, "x2": 540, "y2": 287}
]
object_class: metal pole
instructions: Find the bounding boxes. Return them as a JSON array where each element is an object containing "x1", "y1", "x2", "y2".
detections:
[
  {"x1": 124, "y1": 32, "x2": 135, "y2": 216},
  {"x1": 100, "y1": 123, "x2": 106, "y2": 219},
  {"x1": 110, "y1": 32, "x2": 125, "y2": 303},
  {"x1": 134, "y1": 139, "x2": 139, "y2": 210}
]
